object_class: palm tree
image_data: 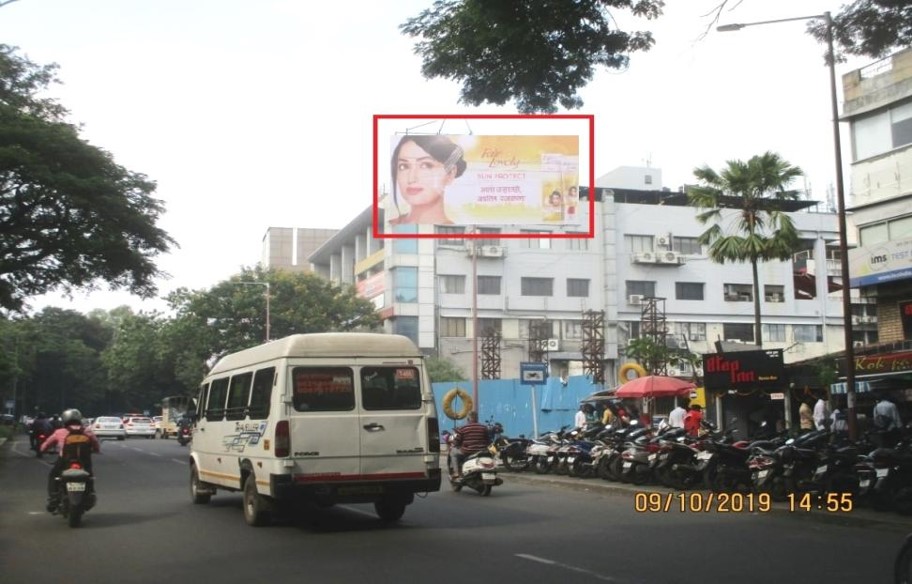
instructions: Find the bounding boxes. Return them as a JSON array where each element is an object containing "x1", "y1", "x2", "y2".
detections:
[{"x1": 688, "y1": 151, "x2": 804, "y2": 348}]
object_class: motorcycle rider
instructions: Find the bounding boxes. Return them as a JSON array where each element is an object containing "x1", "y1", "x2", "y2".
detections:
[
  {"x1": 448, "y1": 411, "x2": 490, "y2": 479},
  {"x1": 30, "y1": 412, "x2": 53, "y2": 450},
  {"x1": 41, "y1": 409, "x2": 100, "y2": 512}
]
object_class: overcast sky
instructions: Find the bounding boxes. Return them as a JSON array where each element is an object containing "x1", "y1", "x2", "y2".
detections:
[{"x1": 2, "y1": 0, "x2": 871, "y2": 315}]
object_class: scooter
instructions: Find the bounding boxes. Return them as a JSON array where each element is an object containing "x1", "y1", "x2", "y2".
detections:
[
  {"x1": 52, "y1": 460, "x2": 96, "y2": 528},
  {"x1": 446, "y1": 435, "x2": 503, "y2": 496}
]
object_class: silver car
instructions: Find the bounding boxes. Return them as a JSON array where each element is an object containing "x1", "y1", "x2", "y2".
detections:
[
  {"x1": 92, "y1": 416, "x2": 126, "y2": 440},
  {"x1": 124, "y1": 416, "x2": 156, "y2": 439}
]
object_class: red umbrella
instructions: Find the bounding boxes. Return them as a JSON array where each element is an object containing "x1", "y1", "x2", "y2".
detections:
[{"x1": 614, "y1": 375, "x2": 695, "y2": 398}]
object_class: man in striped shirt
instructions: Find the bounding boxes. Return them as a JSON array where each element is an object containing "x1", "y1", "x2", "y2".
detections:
[{"x1": 449, "y1": 411, "x2": 490, "y2": 479}]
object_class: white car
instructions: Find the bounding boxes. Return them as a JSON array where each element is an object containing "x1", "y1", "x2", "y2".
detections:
[
  {"x1": 92, "y1": 416, "x2": 126, "y2": 440},
  {"x1": 124, "y1": 416, "x2": 156, "y2": 438}
]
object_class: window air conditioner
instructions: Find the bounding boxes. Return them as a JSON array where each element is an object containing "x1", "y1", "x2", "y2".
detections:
[
  {"x1": 545, "y1": 338, "x2": 560, "y2": 351},
  {"x1": 660, "y1": 251, "x2": 682, "y2": 264},
  {"x1": 628, "y1": 294, "x2": 645, "y2": 305},
  {"x1": 481, "y1": 245, "x2": 504, "y2": 258},
  {"x1": 655, "y1": 234, "x2": 671, "y2": 248},
  {"x1": 634, "y1": 251, "x2": 655, "y2": 263},
  {"x1": 667, "y1": 368, "x2": 680, "y2": 376},
  {"x1": 853, "y1": 341, "x2": 864, "y2": 348}
]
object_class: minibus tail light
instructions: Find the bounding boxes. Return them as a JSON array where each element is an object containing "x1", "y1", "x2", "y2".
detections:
[
  {"x1": 275, "y1": 420, "x2": 290, "y2": 457},
  {"x1": 428, "y1": 417, "x2": 440, "y2": 453}
]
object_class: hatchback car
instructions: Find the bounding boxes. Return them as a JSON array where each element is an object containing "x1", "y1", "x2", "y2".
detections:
[
  {"x1": 92, "y1": 416, "x2": 126, "y2": 440},
  {"x1": 124, "y1": 416, "x2": 156, "y2": 438}
]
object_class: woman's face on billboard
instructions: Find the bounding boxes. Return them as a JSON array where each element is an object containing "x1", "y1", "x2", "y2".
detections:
[{"x1": 396, "y1": 140, "x2": 455, "y2": 208}]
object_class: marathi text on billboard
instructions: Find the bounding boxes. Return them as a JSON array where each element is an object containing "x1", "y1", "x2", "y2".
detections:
[
  {"x1": 386, "y1": 135, "x2": 579, "y2": 227},
  {"x1": 702, "y1": 350, "x2": 784, "y2": 391}
]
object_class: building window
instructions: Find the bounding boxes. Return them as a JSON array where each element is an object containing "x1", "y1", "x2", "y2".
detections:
[
  {"x1": 626, "y1": 280, "x2": 656, "y2": 297},
  {"x1": 392, "y1": 224, "x2": 418, "y2": 254},
  {"x1": 673, "y1": 237, "x2": 703, "y2": 255},
  {"x1": 675, "y1": 282, "x2": 704, "y2": 301},
  {"x1": 860, "y1": 215, "x2": 912, "y2": 246},
  {"x1": 567, "y1": 278, "x2": 590, "y2": 297},
  {"x1": 477, "y1": 275, "x2": 501, "y2": 295},
  {"x1": 724, "y1": 283, "x2": 753, "y2": 302},
  {"x1": 436, "y1": 225, "x2": 465, "y2": 246},
  {"x1": 393, "y1": 316, "x2": 418, "y2": 345},
  {"x1": 477, "y1": 318, "x2": 502, "y2": 336},
  {"x1": 625, "y1": 235, "x2": 655, "y2": 253},
  {"x1": 681, "y1": 322, "x2": 706, "y2": 341},
  {"x1": 477, "y1": 227, "x2": 501, "y2": 247},
  {"x1": 761, "y1": 324, "x2": 787, "y2": 342},
  {"x1": 567, "y1": 238, "x2": 589, "y2": 251},
  {"x1": 723, "y1": 323, "x2": 755, "y2": 343},
  {"x1": 440, "y1": 275, "x2": 466, "y2": 294},
  {"x1": 563, "y1": 320, "x2": 583, "y2": 340},
  {"x1": 440, "y1": 317, "x2": 466, "y2": 337},
  {"x1": 794, "y1": 324, "x2": 823, "y2": 343},
  {"x1": 765, "y1": 285, "x2": 785, "y2": 303},
  {"x1": 521, "y1": 277, "x2": 553, "y2": 296},
  {"x1": 393, "y1": 267, "x2": 418, "y2": 303},
  {"x1": 519, "y1": 320, "x2": 554, "y2": 339},
  {"x1": 852, "y1": 100, "x2": 912, "y2": 160},
  {"x1": 521, "y1": 230, "x2": 551, "y2": 249}
]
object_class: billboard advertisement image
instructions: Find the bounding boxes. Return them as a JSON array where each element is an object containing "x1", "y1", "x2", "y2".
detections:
[{"x1": 386, "y1": 134, "x2": 579, "y2": 227}]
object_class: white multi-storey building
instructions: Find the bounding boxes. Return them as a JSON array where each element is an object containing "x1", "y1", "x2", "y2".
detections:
[{"x1": 306, "y1": 168, "x2": 847, "y2": 386}]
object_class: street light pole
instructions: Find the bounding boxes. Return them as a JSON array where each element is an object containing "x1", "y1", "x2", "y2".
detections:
[{"x1": 718, "y1": 12, "x2": 858, "y2": 439}]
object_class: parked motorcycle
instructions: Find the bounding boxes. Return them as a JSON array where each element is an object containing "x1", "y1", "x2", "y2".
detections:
[{"x1": 52, "y1": 460, "x2": 96, "y2": 527}]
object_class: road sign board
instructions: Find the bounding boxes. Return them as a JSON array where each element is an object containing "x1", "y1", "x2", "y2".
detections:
[{"x1": 520, "y1": 362, "x2": 548, "y2": 386}]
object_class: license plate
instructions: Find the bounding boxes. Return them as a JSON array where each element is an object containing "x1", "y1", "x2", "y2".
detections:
[
  {"x1": 66, "y1": 482, "x2": 86, "y2": 492},
  {"x1": 336, "y1": 485, "x2": 383, "y2": 496},
  {"x1": 757, "y1": 469, "x2": 769, "y2": 478},
  {"x1": 816, "y1": 465, "x2": 827, "y2": 475},
  {"x1": 659, "y1": 453, "x2": 669, "y2": 460},
  {"x1": 860, "y1": 479, "x2": 871, "y2": 488},
  {"x1": 648, "y1": 454, "x2": 656, "y2": 462},
  {"x1": 482, "y1": 473, "x2": 496, "y2": 481},
  {"x1": 696, "y1": 451, "x2": 712, "y2": 460},
  {"x1": 623, "y1": 461, "x2": 632, "y2": 469},
  {"x1": 876, "y1": 468, "x2": 889, "y2": 478},
  {"x1": 567, "y1": 457, "x2": 576, "y2": 464}
]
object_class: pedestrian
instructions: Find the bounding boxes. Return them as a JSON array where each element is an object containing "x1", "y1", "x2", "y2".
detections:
[
  {"x1": 575, "y1": 403, "x2": 596, "y2": 429},
  {"x1": 799, "y1": 398, "x2": 814, "y2": 433},
  {"x1": 813, "y1": 396, "x2": 830, "y2": 431},
  {"x1": 830, "y1": 398, "x2": 849, "y2": 440},
  {"x1": 668, "y1": 404, "x2": 687, "y2": 429},
  {"x1": 683, "y1": 404, "x2": 703, "y2": 436},
  {"x1": 873, "y1": 393, "x2": 903, "y2": 448}
]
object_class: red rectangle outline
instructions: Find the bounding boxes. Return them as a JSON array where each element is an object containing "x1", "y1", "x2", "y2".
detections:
[{"x1": 372, "y1": 114, "x2": 595, "y2": 239}]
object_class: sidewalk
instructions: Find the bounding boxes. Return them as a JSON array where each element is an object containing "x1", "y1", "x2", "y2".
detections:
[{"x1": 443, "y1": 454, "x2": 912, "y2": 532}]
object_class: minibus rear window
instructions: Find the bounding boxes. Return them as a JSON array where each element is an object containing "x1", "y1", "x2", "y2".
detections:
[
  {"x1": 292, "y1": 367, "x2": 355, "y2": 412},
  {"x1": 360, "y1": 366, "x2": 422, "y2": 410}
]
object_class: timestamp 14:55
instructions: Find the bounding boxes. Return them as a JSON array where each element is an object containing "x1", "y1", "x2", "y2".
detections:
[{"x1": 787, "y1": 492, "x2": 853, "y2": 513}]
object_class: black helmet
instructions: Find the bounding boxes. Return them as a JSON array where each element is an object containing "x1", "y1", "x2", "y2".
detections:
[{"x1": 62, "y1": 409, "x2": 83, "y2": 425}]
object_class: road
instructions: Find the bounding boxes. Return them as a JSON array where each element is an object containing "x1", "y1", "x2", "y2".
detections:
[{"x1": 0, "y1": 434, "x2": 907, "y2": 584}]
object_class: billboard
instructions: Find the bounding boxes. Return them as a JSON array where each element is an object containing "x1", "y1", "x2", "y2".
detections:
[
  {"x1": 385, "y1": 134, "x2": 578, "y2": 227},
  {"x1": 702, "y1": 350, "x2": 785, "y2": 391},
  {"x1": 848, "y1": 237, "x2": 912, "y2": 287}
]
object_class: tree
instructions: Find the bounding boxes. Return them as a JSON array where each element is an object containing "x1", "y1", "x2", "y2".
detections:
[
  {"x1": 426, "y1": 356, "x2": 466, "y2": 383},
  {"x1": 402, "y1": 1, "x2": 910, "y2": 113},
  {"x1": 687, "y1": 152, "x2": 804, "y2": 348},
  {"x1": 400, "y1": 0, "x2": 663, "y2": 113},
  {"x1": 0, "y1": 45, "x2": 175, "y2": 312},
  {"x1": 166, "y1": 266, "x2": 382, "y2": 370}
]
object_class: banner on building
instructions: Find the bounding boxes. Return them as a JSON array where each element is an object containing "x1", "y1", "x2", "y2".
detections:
[{"x1": 849, "y1": 237, "x2": 912, "y2": 287}]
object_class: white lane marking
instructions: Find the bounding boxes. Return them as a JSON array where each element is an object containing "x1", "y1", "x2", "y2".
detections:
[
  {"x1": 171, "y1": 458, "x2": 188, "y2": 465},
  {"x1": 146, "y1": 451, "x2": 162, "y2": 457},
  {"x1": 515, "y1": 554, "x2": 620, "y2": 582}
]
